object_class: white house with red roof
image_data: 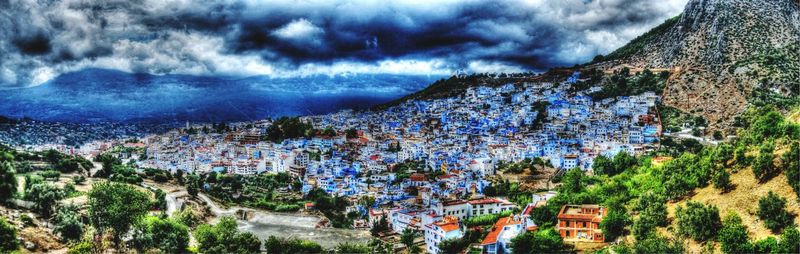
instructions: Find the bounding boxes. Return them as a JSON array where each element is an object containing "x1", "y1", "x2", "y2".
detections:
[
  {"x1": 424, "y1": 216, "x2": 463, "y2": 254},
  {"x1": 480, "y1": 215, "x2": 529, "y2": 254}
]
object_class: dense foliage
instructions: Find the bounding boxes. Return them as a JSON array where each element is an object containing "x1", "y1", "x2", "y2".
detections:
[
  {"x1": 0, "y1": 161, "x2": 17, "y2": 203},
  {"x1": 194, "y1": 216, "x2": 262, "y2": 253},
  {"x1": 757, "y1": 191, "x2": 795, "y2": 233},
  {"x1": 87, "y1": 181, "x2": 151, "y2": 242},
  {"x1": 510, "y1": 228, "x2": 565, "y2": 254},
  {"x1": 0, "y1": 216, "x2": 18, "y2": 252},
  {"x1": 264, "y1": 235, "x2": 324, "y2": 254},
  {"x1": 54, "y1": 204, "x2": 84, "y2": 242},
  {"x1": 265, "y1": 117, "x2": 315, "y2": 142},
  {"x1": 675, "y1": 201, "x2": 722, "y2": 241},
  {"x1": 131, "y1": 216, "x2": 190, "y2": 253},
  {"x1": 590, "y1": 68, "x2": 668, "y2": 101}
]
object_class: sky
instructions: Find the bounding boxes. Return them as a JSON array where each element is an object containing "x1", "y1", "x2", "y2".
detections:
[{"x1": 0, "y1": 0, "x2": 689, "y2": 88}]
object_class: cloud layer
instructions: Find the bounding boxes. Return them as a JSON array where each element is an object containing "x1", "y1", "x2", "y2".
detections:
[{"x1": 0, "y1": 0, "x2": 688, "y2": 87}]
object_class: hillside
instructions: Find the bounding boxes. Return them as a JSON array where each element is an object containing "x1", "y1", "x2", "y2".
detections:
[
  {"x1": 594, "y1": 0, "x2": 800, "y2": 130},
  {"x1": 665, "y1": 166, "x2": 800, "y2": 253}
]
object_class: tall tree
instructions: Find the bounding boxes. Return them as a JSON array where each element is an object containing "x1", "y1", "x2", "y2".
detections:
[
  {"x1": 88, "y1": 182, "x2": 150, "y2": 243},
  {"x1": 131, "y1": 216, "x2": 190, "y2": 253},
  {"x1": 0, "y1": 161, "x2": 17, "y2": 203}
]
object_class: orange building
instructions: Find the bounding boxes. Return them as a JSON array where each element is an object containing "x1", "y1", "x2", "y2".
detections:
[{"x1": 556, "y1": 204, "x2": 606, "y2": 242}]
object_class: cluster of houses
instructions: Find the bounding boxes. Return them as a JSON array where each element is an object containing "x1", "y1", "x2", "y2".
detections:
[{"x1": 44, "y1": 72, "x2": 658, "y2": 253}]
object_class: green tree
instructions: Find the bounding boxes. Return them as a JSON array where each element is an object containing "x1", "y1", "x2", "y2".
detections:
[
  {"x1": 753, "y1": 237, "x2": 777, "y2": 253},
  {"x1": 88, "y1": 182, "x2": 151, "y2": 242},
  {"x1": 592, "y1": 155, "x2": 613, "y2": 175},
  {"x1": 560, "y1": 167, "x2": 585, "y2": 193},
  {"x1": 370, "y1": 216, "x2": 389, "y2": 237},
  {"x1": 783, "y1": 142, "x2": 800, "y2": 198},
  {"x1": 131, "y1": 216, "x2": 190, "y2": 253},
  {"x1": 718, "y1": 212, "x2": 753, "y2": 254},
  {"x1": 264, "y1": 235, "x2": 323, "y2": 254},
  {"x1": 0, "y1": 161, "x2": 17, "y2": 203},
  {"x1": 712, "y1": 167, "x2": 732, "y2": 192},
  {"x1": 601, "y1": 207, "x2": 629, "y2": 241},
  {"x1": 54, "y1": 203, "x2": 84, "y2": 242},
  {"x1": 334, "y1": 242, "x2": 370, "y2": 254},
  {"x1": 194, "y1": 216, "x2": 262, "y2": 253},
  {"x1": 775, "y1": 227, "x2": 800, "y2": 254},
  {"x1": 510, "y1": 228, "x2": 564, "y2": 254},
  {"x1": 632, "y1": 235, "x2": 684, "y2": 254},
  {"x1": 675, "y1": 202, "x2": 721, "y2": 241},
  {"x1": 0, "y1": 216, "x2": 18, "y2": 252},
  {"x1": 757, "y1": 191, "x2": 794, "y2": 233},
  {"x1": 400, "y1": 228, "x2": 419, "y2": 253},
  {"x1": 752, "y1": 141, "x2": 776, "y2": 182},
  {"x1": 26, "y1": 182, "x2": 65, "y2": 218}
]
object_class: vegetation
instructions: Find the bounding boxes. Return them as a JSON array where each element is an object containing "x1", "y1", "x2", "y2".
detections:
[
  {"x1": 675, "y1": 201, "x2": 721, "y2": 241},
  {"x1": 54, "y1": 204, "x2": 84, "y2": 242},
  {"x1": 400, "y1": 228, "x2": 420, "y2": 253},
  {"x1": 265, "y1": 117, "x2": 316, "y2": 142},
  {"x1": 590, "y1": 68, "x2": 668, "y2": 101},
  {"x1": 0, "y1": 161, "x2": 17, "y2": 203},
  {"x1": 757, "y1": 191, "x2": 795, "y2": 233},
  {"x1": 718, "y1": 213, "x2": 753, "y2": 254},
  {"x1": 25, "y1": 181, "x2": 65, "y2": 218},
  {"x1": 438, "y1": 229, "x2": 482, "y2": 254},
  {"x1": 510, "y1": 228, "x2": 564, "y2": 254},
  {"x1": 0, "y1": 216, "x2": 18, "y2": 252},
  {"x1": 602, "y1": 15, "x2": 681, "y2": 61},
  {"x1": 194, "y1": 216, "x2": 262, "y2": 253},
  {"x1": 265, "y1": 235, "x2": 323, "y2": 254},
  {"x1": 131, "y1": 216, "x2": 190, "y2": 253},
  {"x1": 87, "y1": 181, "x2": 151, "y2": 242},
  {"x1": 593, "y1": 152, "x2": 637, "y2": 176}
]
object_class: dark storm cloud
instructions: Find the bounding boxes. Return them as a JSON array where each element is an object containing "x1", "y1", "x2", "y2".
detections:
[{"x1": 0, "y1": 0, "x2": 687, "y2": 87}]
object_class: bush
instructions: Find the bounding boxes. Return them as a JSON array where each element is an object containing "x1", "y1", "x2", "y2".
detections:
[
  {"x1": 633, "y1": 235, "x2": 685, "y2": 254},
  {"x1": 72, "y1": 175, "x2": 86, "y2": 185},
  {"x1": 195, "y1": 216, "x2": 262, "y2": 253},
  {"x1": 131, "y1": 216, "x2": 190, "y2": 253},
  {"x1": 265, "y1": 235, "x2": 323, "y2": 254},
  {"x1": 718, "y1": 213, "x2": 753, "y2": 254},
  {"x1": 509, "y1": 228, "x2": 564, "y2": 253},
  {"x1": 675, "y1": 202, "x2": 721, "y2": 241},
  {"x1": 0, "y1": 216, "x2": 18, "y2": 252},
  {"x1": 274, "y1": 204, "x2": 301, "y2": 212},
  {"x1": 0, "y1": 161, "x2": 17, "y2": 203},
  {"x1": 712, "y1": 167, "x2": 732, "y2": 192},
  {"x1": 757, "y1": 191, "x2": 794, "y2": 233},
  {"x1": 54, "y1": 204, "x2": 84, "y2": 242},
  {"x1": 601, "y1": 207, "x2": 629, "y2": 241}
]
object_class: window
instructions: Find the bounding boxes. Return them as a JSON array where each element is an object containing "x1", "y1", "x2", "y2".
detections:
[{"x1": 566, "y1": 231, "x2": 570, "y2": 237}]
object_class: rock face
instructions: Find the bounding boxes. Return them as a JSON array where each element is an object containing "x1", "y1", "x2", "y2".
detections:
[{"x1": 601, "y1": 0, "x2": 800, "y2": 129}]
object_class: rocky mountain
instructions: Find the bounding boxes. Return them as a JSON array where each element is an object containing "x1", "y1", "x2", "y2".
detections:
[{"x1": 596, "y1": 0, "x2": 800, "y2": 130}]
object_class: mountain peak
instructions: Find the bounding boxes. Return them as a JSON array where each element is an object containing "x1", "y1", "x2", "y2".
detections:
[{"x1": 596, "y1": 0, "x2": 800, "y2": 130}]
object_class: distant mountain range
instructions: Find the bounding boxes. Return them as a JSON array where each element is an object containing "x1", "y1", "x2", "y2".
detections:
[
  {"x1": 0, "y1": 68, "x2": 441, "y2": 123},
  {"x1": 594, "y1": 0, "x2": 800, "y2": 128}
]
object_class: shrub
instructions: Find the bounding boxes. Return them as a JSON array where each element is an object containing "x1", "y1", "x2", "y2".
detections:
[
  {"x1": 758, "y1": 191, "x2": 794, "y2": 233},
  {"x1": 718, "y1": 213, "x2": 753, "y2": 254},
  {"x1": 0, "y1": 216, "x2": 18, "y2": 252},
  {"x1": 675, "y1": 202, "x2": 721, "y2": 241}
]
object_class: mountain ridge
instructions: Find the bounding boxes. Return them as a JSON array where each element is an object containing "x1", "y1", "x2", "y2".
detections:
[{"x1": 593, "y1": 0, "x2": 800, "y2": 130}]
